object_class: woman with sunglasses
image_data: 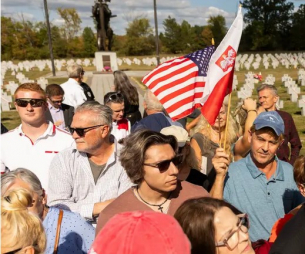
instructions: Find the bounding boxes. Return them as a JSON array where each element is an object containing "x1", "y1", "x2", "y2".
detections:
[
  {"x1": 1, "y1": 188, "x2": 46, "y2": 254},
  {"x1": 113, "y1": 70, "x2": 142, "y2": 126},
  {"x1": 175, "y1": 197, "x2": 271, "y2": 254},
  {"x1": 96, "y1": 129, "x2": 209, "y2": 234}
]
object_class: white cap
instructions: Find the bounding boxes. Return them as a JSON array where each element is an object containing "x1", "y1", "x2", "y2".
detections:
[{"x1": 161, "y1": 126, "x2": 189, "y2": 147}]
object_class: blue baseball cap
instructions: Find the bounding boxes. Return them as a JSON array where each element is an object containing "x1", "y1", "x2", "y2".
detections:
[{"x1": 253, "y1": 111, "x2": 284, "y2": 136}]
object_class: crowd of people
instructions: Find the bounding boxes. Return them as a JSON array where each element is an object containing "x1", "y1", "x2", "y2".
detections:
[{"x1": 1, "y1": 65, "x2": 304, "y2": 254}]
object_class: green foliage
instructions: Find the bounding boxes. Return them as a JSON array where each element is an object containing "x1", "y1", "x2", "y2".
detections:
[
  {"x1": 123, "y1": 18, "x2": 155, "y2": 56},
  {"x1": 290, "y1": 4, "x2": 305, "y2": 50},
  {"x1": 207, "y1": 15, "x2": 227, "y2": 46},
  {"x1": 82, "y1": 27, "x2": 97, "y2": 57},
  {"x1": 162, "y1": 16, "x2": 183, "y2": 54},
  {"x1": 241, "y1": 0, "x2": 294, "y2": 51},
  {"x1": 57, "y1": 8, "x2": 82, "y2": 40}
]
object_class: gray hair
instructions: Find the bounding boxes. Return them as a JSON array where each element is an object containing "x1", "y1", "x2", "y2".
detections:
[
  {"x1": 67, "y1": 63, "x2": 83, "y2": 78},
  {"x1": 1, "y1": 168, "x2": 43, "y2": 196},
  {"x1": 75, "y1": 102, "x2": 113, "y2": 127},
  {"x1": 144, "y1": 90, "x2": 163, "y2": 111},
  {"x1": 257, "y1": 84, "x2": 278, "y2": 96}
]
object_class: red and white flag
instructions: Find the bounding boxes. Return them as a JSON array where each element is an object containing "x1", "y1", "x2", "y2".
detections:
[
  {"x1": 200, "y1": 6, "x2": 243, "y2": 125},
  {"x1": 142, "y1": 46, "x2": 215, "y2": 121}
]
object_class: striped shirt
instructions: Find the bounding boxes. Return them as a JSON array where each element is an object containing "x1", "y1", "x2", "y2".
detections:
[{"x1": 47, "y1": 139, "x2": 133, "y2": 221}]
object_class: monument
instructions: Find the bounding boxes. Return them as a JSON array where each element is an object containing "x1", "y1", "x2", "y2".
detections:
[{"x1": 92, "y1": 0, "x2": 118, "y2": 72}]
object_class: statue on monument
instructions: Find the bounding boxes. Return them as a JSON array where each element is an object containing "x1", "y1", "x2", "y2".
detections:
[{"x1": 92, "y1": 0, "x2": 117, "y2": 51}]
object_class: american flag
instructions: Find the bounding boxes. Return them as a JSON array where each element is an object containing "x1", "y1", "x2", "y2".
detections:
[{"x1": 142, "y1": 46, "x2": 215, "y2": 121}]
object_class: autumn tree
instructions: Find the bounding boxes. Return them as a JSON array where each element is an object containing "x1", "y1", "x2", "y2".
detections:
[{"x1": 123, "y1": 18, "x2": 155, "y2": 56}]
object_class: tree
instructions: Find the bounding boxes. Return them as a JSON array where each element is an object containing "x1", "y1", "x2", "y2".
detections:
[
  {"x1": 207, "y1": 15, "x2": 227, "y2": 46},
  {"x1": 57, "y1": 8, "x2": 82, "y2": 40},
  {"x1": 82, "y1": 27, "x2": 96, "y2": 57},
  {"x1": 201, "y1": 26, "x2": 214, "y2": 47},
  {"x1": 290, "y1": 4, "x2": 305, "y2": 50},
  {"x1": 123, "y1": 18, "x2": 155, "y2": 56},
  {"x1": 162, "y1": 16, "x2": 183, "y2": 54},
  {"x1": 180, "y1": 20, "x2": 197, "y2": 53},
  {"x1": 242, "y1": 0, "x2": 294, "y2": 50}
]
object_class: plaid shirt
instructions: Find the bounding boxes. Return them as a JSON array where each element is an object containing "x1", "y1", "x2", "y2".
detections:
[{"x1": 276, "y1": 110, "x2": 302, "y2": 165}]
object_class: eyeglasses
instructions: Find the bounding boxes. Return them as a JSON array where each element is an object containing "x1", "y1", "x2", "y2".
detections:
[
  {"x1": 50, "y1": 97, "x2": 65, "y2": 104},
  {"x1": 215, "y1": 214, "x2": 249, "y2": 251},
  {"x1": 69, "y1": 124, "x2": 105, "y2": 136},
  {"x1": 105, "y1": 93, "x2": 124, "y2": 104},
  {"x1": 3, "y1": 247, "x2": 23, "y2": 254},
  {"x1": 15, "y1": 98, "x2": 46, "y2": 108},
  {"x1": 143, "y1": 154, "x2": 183, "y2": 172}
]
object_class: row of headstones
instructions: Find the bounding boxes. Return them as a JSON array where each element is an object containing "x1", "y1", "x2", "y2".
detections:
[
  {"x1": 237, "y1": 72, "x2": 284, "y2": 109},
  {"x1": 235, "y1": 53, "x2": 305, "y2": 71}
]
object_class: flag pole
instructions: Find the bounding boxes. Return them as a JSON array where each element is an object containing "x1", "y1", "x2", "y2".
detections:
[
  {"x1": 218, "y1": 116, "x2": 222, "y2": 148},
  {"x1": 223, "y1": 92, "x2": 232, "y2": 150}
]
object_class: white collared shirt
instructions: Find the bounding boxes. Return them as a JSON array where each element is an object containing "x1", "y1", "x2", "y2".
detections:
[
  {"x1": 1, "y1": 122, "x2": 74, "y2": 191},
  {"x1": 61, "y1": 78, "x2": 87, "y2": 108}
]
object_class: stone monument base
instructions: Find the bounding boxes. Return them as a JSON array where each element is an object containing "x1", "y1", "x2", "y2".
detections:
[{"x1": 95, "y1": 51, "x2": 118, "y2": 72}]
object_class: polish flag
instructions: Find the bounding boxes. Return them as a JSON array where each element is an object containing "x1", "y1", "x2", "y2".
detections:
[{"x1": 200, "y1": 6, "x2": 243, "y2": 125}]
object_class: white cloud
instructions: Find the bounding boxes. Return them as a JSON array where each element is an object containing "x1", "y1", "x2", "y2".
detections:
[{"x1": 1, "y1": 0, "x2": 236, "y2": 35}]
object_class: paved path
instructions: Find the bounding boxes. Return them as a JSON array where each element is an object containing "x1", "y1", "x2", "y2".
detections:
[{"x1": 44, "y1": 71, "x2": 146, "y2": 113}]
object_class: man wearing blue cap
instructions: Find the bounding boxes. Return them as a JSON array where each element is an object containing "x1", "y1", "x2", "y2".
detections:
[{"x1": 224, "y1": 111, "x2": 304, "y2": 242}]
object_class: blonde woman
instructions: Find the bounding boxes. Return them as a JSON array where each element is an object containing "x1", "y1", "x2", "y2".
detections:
[
  {"x1": 1, "y1": 188, "x2": 46, "y2": 254},
  {"x1": 190, "y1": 104, "x2": 237, "y2": 189}
]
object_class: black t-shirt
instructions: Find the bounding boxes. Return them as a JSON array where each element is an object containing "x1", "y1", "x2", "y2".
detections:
[
  {"x1": 80, "y1": 82, "x2": 95, "y2": 101},
  {"x1": 186, "y1": 169, "x2": 210, "y2": 191}
]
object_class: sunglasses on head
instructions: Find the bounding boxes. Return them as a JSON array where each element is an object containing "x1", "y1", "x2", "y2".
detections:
[
  {"x1": 69, "y1": 124, "x2": 105, "y2": 136},
  {"x1": 105, "y1": 93, "x2": 123, "y2": 103},
  {"x1": 15, "y1": 98, "x2": 46, "y2": 107},
  {"x1": 143, "y1": 154, "x2": 183, "y2": 172}
]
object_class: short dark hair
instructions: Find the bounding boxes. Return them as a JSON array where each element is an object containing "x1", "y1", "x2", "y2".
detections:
[
  {"x1": 174, "y1": 197, "x2": 241, "y2": 254},
  {"x1": 45, "y1": 84, "x2": 64, "y2": 97},
  {"x1": 119, "y1": 129, "x2": 178, "y2": 184}
]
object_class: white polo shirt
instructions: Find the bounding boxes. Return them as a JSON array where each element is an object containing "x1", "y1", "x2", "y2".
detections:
[
  {"x1": 1, "y1": 122, "x2": 74, "y2": 191},
  {"x1": 61, "y1": 78, "x2": 87, "y2": 108}
]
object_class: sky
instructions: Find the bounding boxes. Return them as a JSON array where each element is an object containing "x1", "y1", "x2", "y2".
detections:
[{"x1": 1, "y1": 0, "x2": 305, "y2": 35}]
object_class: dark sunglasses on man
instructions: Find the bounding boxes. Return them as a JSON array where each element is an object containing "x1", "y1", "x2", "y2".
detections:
[
  {"x1": 15, "y1": 98, "x2": 46, "y2": 108},
  {"x1": 69, "y1": 124, "x2": 106, "y2": 137},
  {"x1": 50, "y1": 97, "x2": 65, "y2": 104},
  {"x1": 143, "y1": 154, "x2": 183, "y2": 172}
]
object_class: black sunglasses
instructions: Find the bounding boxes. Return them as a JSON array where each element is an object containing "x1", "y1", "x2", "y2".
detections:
[
  {"x1": 143, "y1": 154, "x2": 183, "y2": 172},
  {"x1": 15, "y1": 98, "x2": 46, "y2": 108},
  {"x1": 69, "y1": 124, "x2": 105, "y2": 136},
  {"x1": 3, "y1": 247, "x2": 23, "y2": 254},
  {"x1": 50, "y1": 97, "x2": 65, "y2": 104}
]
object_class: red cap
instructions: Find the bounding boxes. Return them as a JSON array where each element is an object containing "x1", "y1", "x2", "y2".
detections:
[{"x1": 89, "y1": 211, "x2": 190, "y2": 254}]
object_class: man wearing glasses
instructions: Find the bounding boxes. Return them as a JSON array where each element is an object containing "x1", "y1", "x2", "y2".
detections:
[
  {"x1": 61, "y1": 63, "x2": 88, "y2": 108},
  {"x1": 45, "y1": 84, "x2": 74, "y2": 131},
  {"x1": 223, "y1": 111, "x2": 304, "y2": 242},
  {"x1": 1, "y1": 83, "x2": 74, "y2": 191},
  {"x1": 47, "y1": 102, "x2": 133, "y2": 225}
]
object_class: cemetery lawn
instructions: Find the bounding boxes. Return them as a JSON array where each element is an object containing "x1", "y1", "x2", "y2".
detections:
[
  {"x1": 1, "y1": 58, "x2": 304, "y2": 155},
  {"x1": 133, "y1": 67, "x2": 305, "y2": 156}
]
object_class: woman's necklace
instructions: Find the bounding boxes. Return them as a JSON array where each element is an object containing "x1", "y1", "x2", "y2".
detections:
[{"x1": 136, "y1": 187, "x2": 171, "y2": 213}]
